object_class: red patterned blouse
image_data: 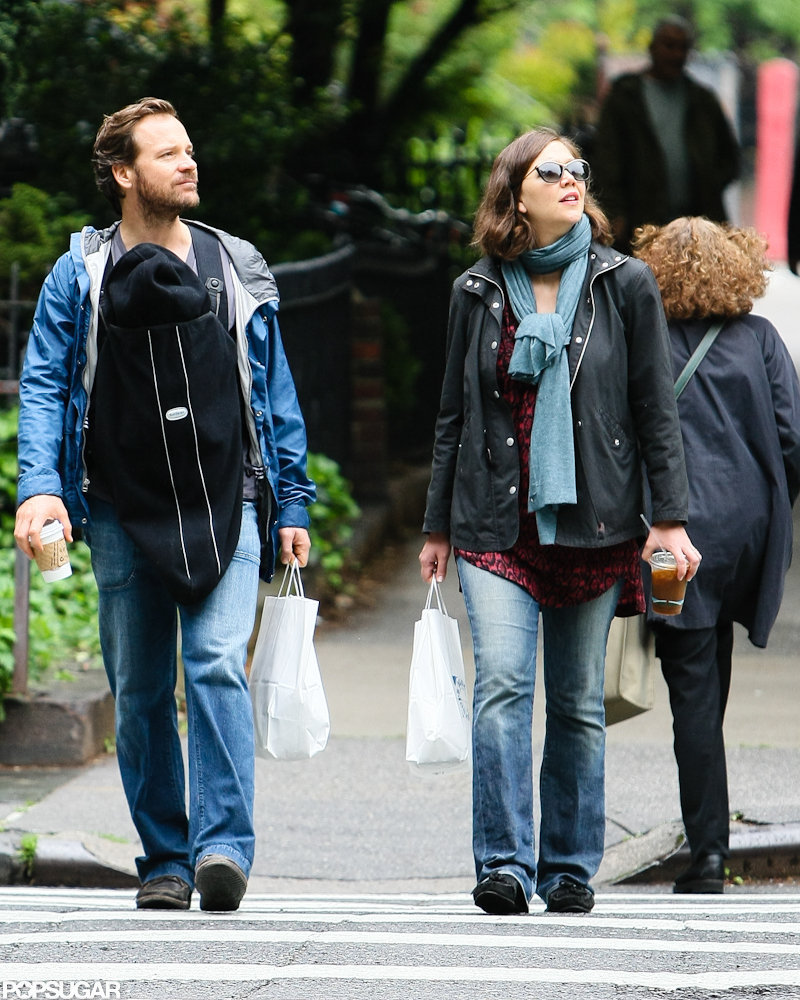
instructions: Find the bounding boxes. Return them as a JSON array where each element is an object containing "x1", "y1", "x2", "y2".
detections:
[{"x1": 455, "y1": 300, "x2": 645, "y2": 614}]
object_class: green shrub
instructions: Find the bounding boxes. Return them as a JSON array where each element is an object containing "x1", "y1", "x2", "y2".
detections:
[
  {"x1": 306, "y1": 452, "x2": 361, "y2": 593},
  {"x1": 0, "y1": 405, "x2": 101, "y2": 715}
]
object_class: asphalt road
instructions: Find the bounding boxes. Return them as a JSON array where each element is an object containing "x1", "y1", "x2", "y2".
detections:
[{"x1": 1, "y1": 886, "x2": 800, "y2": 999}]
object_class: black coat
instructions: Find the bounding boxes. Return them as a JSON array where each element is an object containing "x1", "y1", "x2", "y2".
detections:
[
  {"x1": 658, "y1": 314, "x2": 800, "y2": 646},
  {"x1": 423, "y1": 244, "x2": 688, "y2": 551}
]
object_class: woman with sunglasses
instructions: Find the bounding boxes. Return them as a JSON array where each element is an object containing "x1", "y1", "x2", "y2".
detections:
[{"x1": 420, "y1": 127, "x2": 701, "y2": 915}]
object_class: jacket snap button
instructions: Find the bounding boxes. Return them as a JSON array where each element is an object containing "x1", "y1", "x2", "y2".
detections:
[
  {"x1": 466, "y1": 279, "x2": 473, "y2": 286},
  {"x1": 602, "y1": 262, "x2": 609, "y2": 268},
  {"x1": 493, "y1": 390, "x2": 500, "y2": 399},
  {"x1": 491, "y1": 341, "x2": 498, "y2": 350},
  {"x1": 575, "y1": 336, "x2": 582, "y2": 344},
  {"x1": 506, "y1": 437, "x2": 514, "y2": 446},
  {"x1": 474, "y1": 281, "x2": 481, "y2": 288},
  {"x1": 614, "y1": 438, "x2": 620, "y2": 446},
  {"x1": 493, "y1": 301, "x2": 500, "y2": 308},
  {"x1": 509, "y1": 485, "x2": 517, "y2": 495}
]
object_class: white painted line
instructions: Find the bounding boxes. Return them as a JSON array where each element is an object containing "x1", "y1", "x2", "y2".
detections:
[
  {"x1": 1, "y1": 927, "x2": 799, "y2": 956},
  {"x1": 2, "y1": 908, "x2": 800, "y2": 937},
  {"x1": 1, "y1": 963, "x2": 800, "y2": 990}
]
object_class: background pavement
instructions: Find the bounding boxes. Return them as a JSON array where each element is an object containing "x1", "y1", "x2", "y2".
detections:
[{"x1": 1, "y1": 267, "x2": 799, "y2": 895}]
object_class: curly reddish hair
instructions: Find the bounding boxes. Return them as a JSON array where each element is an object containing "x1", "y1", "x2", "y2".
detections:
[{"x1": 631, "y1": 216, "x2": 771, "y2": 320}]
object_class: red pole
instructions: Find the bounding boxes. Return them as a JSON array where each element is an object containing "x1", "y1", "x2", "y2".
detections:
[{"x1": 754, "y1": 59, "x2": 799, "y2": 262}]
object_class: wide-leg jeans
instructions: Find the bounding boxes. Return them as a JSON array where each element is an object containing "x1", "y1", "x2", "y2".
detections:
[
  {"x1": 457, "y1": 557, "x2": 620, "y2": 904},
  {"x1": 85, "y1": 498, "x2": 260, "y2": 885}
]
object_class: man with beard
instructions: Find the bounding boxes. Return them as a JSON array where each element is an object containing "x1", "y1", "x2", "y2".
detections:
[
  {"x1": 592, "y1": 16, "x2": 739, "y2": 253},
  {"x1": 14, "y1": 98, "x2": 315, "y2": 912}
]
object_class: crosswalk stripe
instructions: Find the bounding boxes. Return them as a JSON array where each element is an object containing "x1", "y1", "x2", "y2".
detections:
[
  {"x1": 1, "y1": 927, "x2": 799, "y2": 955},
  {"x1": 2, "y1": 962, "x2": 800, "y2": 990}
]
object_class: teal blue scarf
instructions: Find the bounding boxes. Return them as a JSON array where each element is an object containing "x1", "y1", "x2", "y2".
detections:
[{"x1": 500, "y1": 215, "x2": 591, "y2": 544}]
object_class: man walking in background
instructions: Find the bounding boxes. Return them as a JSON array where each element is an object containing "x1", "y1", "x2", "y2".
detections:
[
  {"x1": 14, "y1": 98, "x2": 315, "y2": 912},
  {"x1": 592, "y1": 16, "x2": 739, "y2": 252}
]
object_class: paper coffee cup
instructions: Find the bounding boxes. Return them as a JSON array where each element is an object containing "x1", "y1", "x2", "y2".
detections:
[
  {"x1": 649, "y1": 550, "x2": 686, "y2": 616},
  {"x1": 32, "y1": 519, "x2": 72, "y2": 582}
]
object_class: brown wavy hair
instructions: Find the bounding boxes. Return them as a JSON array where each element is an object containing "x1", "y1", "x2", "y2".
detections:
[
  {"x1": 472, "y1": 127, "x2": 612, "y2": 260},
  {"x1": 632, "y1": 216, "x2": 771, "y2": 319},
  {"x1": 92, "y1": 97, "x2": 180, "y2": 213}
]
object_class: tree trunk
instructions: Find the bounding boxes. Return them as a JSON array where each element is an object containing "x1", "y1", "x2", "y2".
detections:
[{"x1": 286, "y1": 0, "x2": 346, "y2": 103}]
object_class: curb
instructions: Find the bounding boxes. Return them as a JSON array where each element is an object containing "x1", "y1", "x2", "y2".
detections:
[
  {"x1": 1, "y1": 823, "x2": 798, "y2": 892},
  {"x1": 603, "y1": 821, "x2": 800, "y2": 886},
  {"x1": 0, "y1": 832, "x2": 138, "y2": 889}
]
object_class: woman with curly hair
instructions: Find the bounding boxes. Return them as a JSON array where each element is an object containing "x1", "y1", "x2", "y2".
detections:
[
  {"x1": 633, "y1": 216, "x2": 800, "y2": 893},
  {"x1": 419, "y1": 128, "x2": 701, "y2": 915}
]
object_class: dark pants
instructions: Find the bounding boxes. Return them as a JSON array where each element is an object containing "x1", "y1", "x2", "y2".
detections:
[{"x1": 653, "y1": 623, "x2": 734, "y2": 862}]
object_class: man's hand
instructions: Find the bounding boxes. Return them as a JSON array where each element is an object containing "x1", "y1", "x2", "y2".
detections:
[
  {"x1": 278, "y1": 526, "x2": 311, "y2": 567},
  {"x1": 14, "y1": 495, "x2": 72, "y2": 560}
]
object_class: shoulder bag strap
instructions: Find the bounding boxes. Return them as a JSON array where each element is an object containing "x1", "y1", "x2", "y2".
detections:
[{"x1": 674, "y1": 320, "x2": 725, "y2": 399}]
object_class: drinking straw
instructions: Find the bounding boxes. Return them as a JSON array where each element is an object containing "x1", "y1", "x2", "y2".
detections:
[{"x1": 640, "y1": 513, "x2": 669, "y2": 553}]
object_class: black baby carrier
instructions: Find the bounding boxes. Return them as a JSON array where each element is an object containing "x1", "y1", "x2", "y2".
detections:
[{"x1": 92, "y1": 240, "x2": 243, "y2": 604}]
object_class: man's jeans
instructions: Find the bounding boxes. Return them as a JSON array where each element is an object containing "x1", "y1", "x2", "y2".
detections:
[
  {"x1": 457, "y1": 557, "x2": 620, "y2": 904},
  {"x1": 86, "y1": 498, "x2": 260, "y2": 885}
]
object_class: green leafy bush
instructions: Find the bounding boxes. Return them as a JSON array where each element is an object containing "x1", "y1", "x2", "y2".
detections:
[
  {"x1": 0, "y1": 405, "x2": 101, "y2": 714},
  {"x1": 306, "y1": 452, "x2": 361, "y2": 593}
]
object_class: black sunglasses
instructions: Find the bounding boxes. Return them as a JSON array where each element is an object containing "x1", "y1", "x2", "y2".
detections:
[{"x1": 530, "y1": 159, "x2": 590, "y2": 184}]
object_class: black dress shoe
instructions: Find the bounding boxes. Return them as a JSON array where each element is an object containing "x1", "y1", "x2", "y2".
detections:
[
  {"x1": 673, "y1": 852, "x2": 725, "y2": 894},
  {"x1": 545, "y1": 877, "x2": 595, "y2": 913},
  {"x1": 472, "y1": 872, "x2": 529, "y2": 915},
  {"x1": 136, "y1": 875, "x2": 192, "y2": 910}
]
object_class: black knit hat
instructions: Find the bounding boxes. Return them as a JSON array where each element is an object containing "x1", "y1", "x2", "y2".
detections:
[{"x1": 103, "y1": 242, "x2": 211, "y2": 328}]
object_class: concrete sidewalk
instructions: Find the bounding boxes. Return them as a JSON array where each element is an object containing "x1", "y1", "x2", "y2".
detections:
[{"x1": 1, "y1": 507, "x2": 799, "y2": 893}]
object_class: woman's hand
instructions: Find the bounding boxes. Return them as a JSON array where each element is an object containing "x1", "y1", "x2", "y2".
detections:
[
  {"x1": 641, "y1": 521, "x2": 702, "y2": 581},
  {"x1": 419, "y1": 532, "x2": 452, "y2": 582}
]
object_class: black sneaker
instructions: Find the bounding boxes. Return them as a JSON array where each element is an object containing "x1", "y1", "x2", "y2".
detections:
[
  {"x1": 546, "y1": 877, "x2": 595, "y2": 913},
  {"x1": 472, "y1": 872, "x2": 529, "y2": 915},
  {"x1": 195, "y1": 854, "x2": 248, "y2": 912},
  {"x1": 135, "y1": 875, "x2": 191, "y2": 910}
]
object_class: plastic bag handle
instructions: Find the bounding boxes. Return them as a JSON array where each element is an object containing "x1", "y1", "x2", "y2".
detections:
[
  {"x1": 424, "y1": 575, "x2": 448, "y2": 617},
  {"x1": 276, "y1": 558, "x2": 305, "y2": 598}
]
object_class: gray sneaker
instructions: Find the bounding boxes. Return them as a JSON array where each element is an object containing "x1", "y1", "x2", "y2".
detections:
[{"x1": 194, "y1": 854, "x2": 248, "y2": 912}]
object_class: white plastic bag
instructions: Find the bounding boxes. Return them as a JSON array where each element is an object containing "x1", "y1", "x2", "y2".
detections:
[
  {"x1": 405, "y1": 577, "x2": 471, "y2": 774},
  {"x1": 249, "y1": 560, "x2": 330, "y2": 760}
]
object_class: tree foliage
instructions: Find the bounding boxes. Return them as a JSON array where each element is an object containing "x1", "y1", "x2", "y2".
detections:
[{"x1": 1, "y1": 0, "x2": 800, "y2": 242}]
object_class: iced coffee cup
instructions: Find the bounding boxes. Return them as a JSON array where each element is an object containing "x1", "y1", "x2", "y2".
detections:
[
  {"x1": 32, "y1": 519, "x2": 72, "y2": 582},
  {"x1": 649, "y1": 550, "x2": 686, "y2": 616}
]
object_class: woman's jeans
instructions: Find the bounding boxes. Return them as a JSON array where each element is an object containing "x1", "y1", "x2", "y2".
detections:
[
  {"x1": 85, "y1": 498, "x2": 260, "y2": 885},
  {"x1": 457, "y1": 557, "x2": 621, "y2": 904},
  {"x1": 653, "y1": 622, "x2": 733, "y2": 863}
]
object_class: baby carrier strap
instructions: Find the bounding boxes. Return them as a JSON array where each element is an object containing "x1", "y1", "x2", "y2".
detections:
[{"x1": 189, "y1": 223, "x2": 230, "y2": 330}]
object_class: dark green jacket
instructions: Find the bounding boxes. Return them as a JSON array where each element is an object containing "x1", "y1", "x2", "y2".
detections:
[
  {"x1": 592, "y1": 72, "x2": 739, "y2": 250},
  {"x1": 423, "y1": 244, "x2": 688, "y2": 551}
]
